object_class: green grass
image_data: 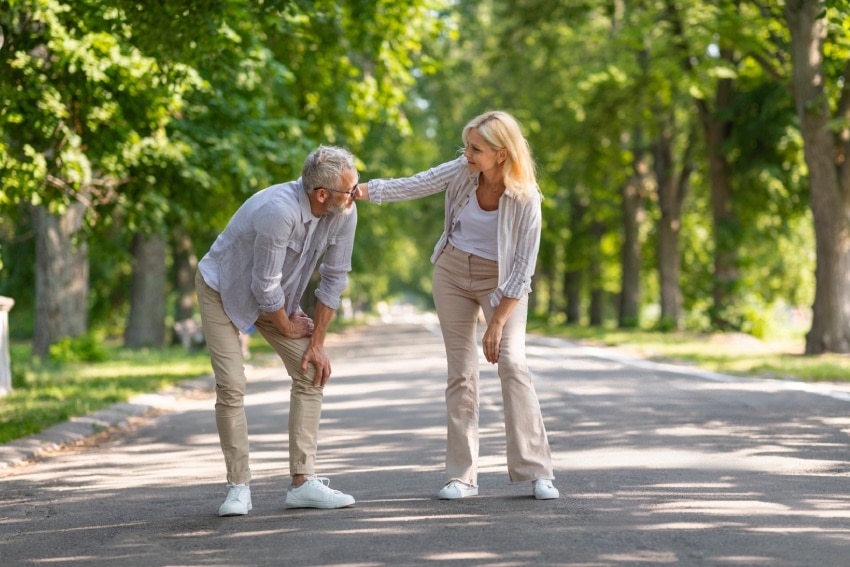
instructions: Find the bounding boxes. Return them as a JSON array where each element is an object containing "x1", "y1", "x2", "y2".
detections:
[
  {"x1": 529, "y1": 320, "x2": 850, "y2": 383},
  {"x1": 1, "y1": 340, "x2": 213, "y2": 444}
]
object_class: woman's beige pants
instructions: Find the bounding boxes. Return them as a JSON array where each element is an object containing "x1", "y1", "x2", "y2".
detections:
[{"x1": 432, "y1": 244, "x2": 554, "y2": 486}]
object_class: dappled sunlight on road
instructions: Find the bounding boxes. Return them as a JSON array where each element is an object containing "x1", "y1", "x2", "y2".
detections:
[
  {"x1": 598, "y1": 550, "x2": 679, "y2": 564},
  {"x1": 554, "y1": 446, "x2": 844, "y2": 473},
  {"x1": 3, "y1": 322, "x2": 850, "y2": 566}
]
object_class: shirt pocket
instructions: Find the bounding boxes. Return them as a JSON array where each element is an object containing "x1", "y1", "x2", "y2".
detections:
[
  {"x1": 280, "y1": 240, "x2": 303, "y2": 275},
  {"x1": 306, "y1": 237, "x2": 329, "y2": 269}
]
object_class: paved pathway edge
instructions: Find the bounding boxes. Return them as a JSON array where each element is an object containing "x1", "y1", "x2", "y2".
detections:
[{"x1": 0, "y1": 374, "x2": 215, "y2": 470}]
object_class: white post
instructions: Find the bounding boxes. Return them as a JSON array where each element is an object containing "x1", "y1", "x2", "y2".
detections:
[{"x1": 0, "y1": 296, "x2": 14, "y2": 397}]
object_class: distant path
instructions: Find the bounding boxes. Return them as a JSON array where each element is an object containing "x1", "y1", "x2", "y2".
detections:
[{"x1": 2, "y1": 320, "x2": 849, "y2": 566}]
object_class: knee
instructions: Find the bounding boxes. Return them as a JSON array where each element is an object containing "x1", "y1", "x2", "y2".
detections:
[
  {"x1": 447, "y1": 366, "x2": 477, "y2": 388},
  {"x1": 216, "y1": 379, "x2": 246, "y2": 407},
  {"x1": 290, "y1": 373, "x2": 323, "y2": 398},
  {"x1": 497, "y1": 356, "x2": 530, "y2": 383}
]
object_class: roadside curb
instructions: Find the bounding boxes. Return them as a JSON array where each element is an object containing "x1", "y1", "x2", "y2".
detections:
[{"x1": 0, "y1": 374, "x2": 215, "y2": 471}]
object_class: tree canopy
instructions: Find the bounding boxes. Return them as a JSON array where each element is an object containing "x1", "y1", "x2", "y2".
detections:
[{"x1": 2, "y1": 0, "x2": 849, "y2": 354}]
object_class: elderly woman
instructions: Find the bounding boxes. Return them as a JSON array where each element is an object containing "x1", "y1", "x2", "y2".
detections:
[{"x1": 358, "y1": 111, "x2": 558, "y2": 500}]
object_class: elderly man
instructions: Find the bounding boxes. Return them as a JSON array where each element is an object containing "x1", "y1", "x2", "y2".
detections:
[{"x1": 196, "y1": 146, "x2": 361, "y2": 516}]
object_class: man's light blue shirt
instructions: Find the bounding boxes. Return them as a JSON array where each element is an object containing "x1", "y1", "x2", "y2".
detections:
[{"x1": 198, "y1": 179, "x2": 356, "y2": 332}]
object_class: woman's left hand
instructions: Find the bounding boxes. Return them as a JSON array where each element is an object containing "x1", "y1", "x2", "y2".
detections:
[{"x1": 482, "y1": 322, "x2": 503, "y2": 364}]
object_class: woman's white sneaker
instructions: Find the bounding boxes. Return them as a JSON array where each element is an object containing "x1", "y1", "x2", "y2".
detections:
[
  {"x1": 438, "y1": 480, "x2": 478, "y2": 499},
  {"x1": 285, "y1": 476, "x2": 355, "y2": 509},
  {"x1": 219, "y1": 483, "x2": 252, "y2": 516},
  {"x1": 533, "y1": 479, "x2": 559, "y2": 500}
]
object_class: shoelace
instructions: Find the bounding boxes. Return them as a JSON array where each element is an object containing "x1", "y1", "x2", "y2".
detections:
[
  {"x1": 305, "y1": 475, "x2": 343, "y2": 493},
  {"x1": 226, "y1": 485, "x2": 249, "y2": 501}
]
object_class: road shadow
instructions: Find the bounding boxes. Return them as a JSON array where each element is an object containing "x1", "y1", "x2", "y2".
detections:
[{"x1": 2, "y1": 322, "x2": 850, "y2": 566}]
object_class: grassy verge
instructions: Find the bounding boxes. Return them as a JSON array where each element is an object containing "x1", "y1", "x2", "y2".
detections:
[
  {"x1": 1, "y1": 340, "x2": 213, "y2": 445},
  {"x1": 529, "y1": 320, "x2": 850, "y2": 383}
]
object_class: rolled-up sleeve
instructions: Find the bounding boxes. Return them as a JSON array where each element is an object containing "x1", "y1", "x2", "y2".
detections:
[
  {"x1": 368, "y1": 157, "x2": 466, "y2": 204},
  {"x1": 251, "y1": 206, "x2": 295, "y2": 312},
  {"x1": 499, "y1": 193, "x2": 542, "y2": 300},
  {"x1": 314, "y1": 207, "x2": 357, "y2": 309}
]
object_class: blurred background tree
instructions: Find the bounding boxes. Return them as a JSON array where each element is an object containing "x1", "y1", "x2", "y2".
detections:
[{"x1": 1, "y1": 0, "x2": 847, "y2": 357}]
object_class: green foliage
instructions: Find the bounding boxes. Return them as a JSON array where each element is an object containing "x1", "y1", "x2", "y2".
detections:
[
  {"x1": 0, "y1": 0, "x2": 192, "y2": 215},
  {"x1": 465, "y1": 0, "x2": 825, "y2": 336},
  {"x1": 1, "y1": 339, "x2": 213, "y2": 443},
  {"x1": 1, "y1": 0, "x2": 447, "y2": 345},
  {"x1": 48, "y1": 333, "x2": 109, "y2": 363},
  {"x1": 10, "y1": 360, "x2": 27, "y2": 389},
  {"x1": 1, "y1": 0, "x2": 847, "y2": 354}
]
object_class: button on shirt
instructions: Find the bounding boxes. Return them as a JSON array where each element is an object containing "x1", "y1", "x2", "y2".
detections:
[{"x1": 198, "y1": 179, "x2": 356, "y2": 332}]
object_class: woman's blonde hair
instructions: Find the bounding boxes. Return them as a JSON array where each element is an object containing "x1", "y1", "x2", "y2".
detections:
[{"x1": 462, "y1": 110, "x2": 538, "y2": 200}]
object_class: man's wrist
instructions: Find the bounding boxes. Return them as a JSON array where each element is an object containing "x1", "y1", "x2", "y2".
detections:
[{"x1": 279, "y1": 315, "x2": 295, "y2": 336}]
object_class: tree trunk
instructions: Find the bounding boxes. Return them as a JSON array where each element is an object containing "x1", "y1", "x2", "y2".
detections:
[
  {"x1": 589, "y1": 221, "x2": 606, "y2": 326},
  {"x1": 667, "y1": 0, "x2": 739, "y2": 330},
  {"x1": 618, "y1": 140, "x2": 647, "y2": 328},
  {"x1": 785, "y1": 1, "x2": 850, "y2": 354},
  {"x1": 696, "y1": 69, "x2": 739, "y2": 330},
  {"x1": 171, "y1": 229, "x2": 198, "y2": 345},
  {"x1": 124, "y1": 232, "x2": 167, "y2": 348},
  {"x1": 653, "y1": 122, "x2": 693, "y2": 330},
  {"x1": 564, "y1": 270, "x2": 581, "y2": 324},
  {"x1": 589, "y1": 287, "x2": 604, "y2": 327},
  {"x1": 172, "y1": 229, "x2": 197, "y2": 321},
  {"x1": 32, "y1": 203, "x2": 89, "y2": 358},
  {"x1": 564, "y1": 193, "x2": 588, "y2": 324}
]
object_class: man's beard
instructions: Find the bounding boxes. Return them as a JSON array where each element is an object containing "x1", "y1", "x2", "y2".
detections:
[{"x1": 326, "y1": 200, "x2": 355, "y2": 216}]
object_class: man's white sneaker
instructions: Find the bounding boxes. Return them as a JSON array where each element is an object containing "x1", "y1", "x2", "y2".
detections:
[
  {"x1": 438, "y1": 480, "x2": 478, "y2": 499},
  {"x1": 285, "y1": 476, "x2": 355, "y2": 509},
  {"x1": 219, "y1": 483, "x2": 252, "y2": 516},
  {"x1": 533, "y1": 479, "x2": 559, "y2": 500}
]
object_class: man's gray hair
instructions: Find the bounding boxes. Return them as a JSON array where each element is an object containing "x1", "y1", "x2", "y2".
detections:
[{"x1": 301, "y1": 146, "x2": 356, "y2": 193}]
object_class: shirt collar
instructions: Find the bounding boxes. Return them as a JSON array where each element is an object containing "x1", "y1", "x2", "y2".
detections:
[{"x1": 296, "y1": 178, "x2": 321, "y2": 223}]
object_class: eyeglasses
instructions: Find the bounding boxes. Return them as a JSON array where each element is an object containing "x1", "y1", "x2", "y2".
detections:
[{"x1": 314, "y1": 172, "x2": 360, "y2": 198}]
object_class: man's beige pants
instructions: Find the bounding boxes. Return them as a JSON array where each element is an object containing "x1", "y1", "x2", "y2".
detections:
[
  {"x1": 196, "y1": 271, "x2": 322, "y2": 485},
  {"x1": 432, "y1": 244, "x2": 554, "y2": 486}
]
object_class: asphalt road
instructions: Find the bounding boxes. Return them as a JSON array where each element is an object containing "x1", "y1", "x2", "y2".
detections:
[{"x1": 2, "y1": 319, "x2": 850, "y2": 566}]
